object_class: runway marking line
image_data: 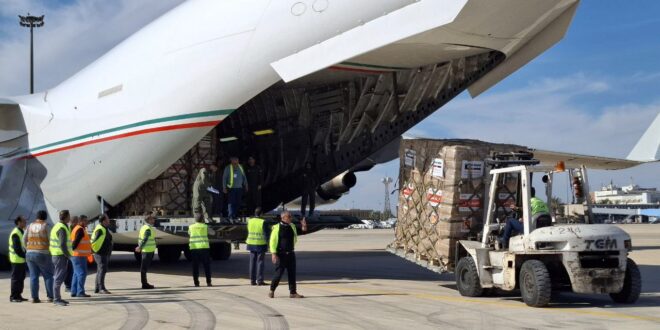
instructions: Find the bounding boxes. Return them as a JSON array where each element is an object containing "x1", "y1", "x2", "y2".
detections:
[{"x1": 304, "y1": 284, "x2": 660, "y2": 323}]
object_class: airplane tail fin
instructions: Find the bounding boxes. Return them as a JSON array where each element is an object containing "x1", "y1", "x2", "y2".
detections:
[{"x1": 626, "y1": 112, "x2": 660, "y2": 161}]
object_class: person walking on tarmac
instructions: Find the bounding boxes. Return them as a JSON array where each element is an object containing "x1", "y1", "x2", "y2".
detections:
[
  {"x1": 91, "y1": 214, "x2": 113, "y2": 294},
  {"x1": 188, "y1": 214, "x2": 212, "y2": 287},
  {"x1": 192, "y1": 164, "x2": 220, "y2": 224},
  {"x1": 246, "y1": 208, "x2": 270, "y2": 286},
  {"x1": 135, "y1": 213, "x2": 157, "y2": 289},
  {"x1": 269, "y1": 211, "x2": 307, "y2": 298},
  {"x1": 24, "y1": 210, "x2": 54, "y2": 303},
  {"x1": 300, "y1": 162, "x2": 318, "y2": 219},
  {"x1": 50, "y1": 210, "x2": 73, "y2": 306},
  {"x1": 8, "y1": 215, "x2": 28, "y2": 302},
  {"x1": 245, "y1": 156, "x2": 263, "y2": 216},
  {"x1": 70, "y1": 215, "x2": 92, "y2": 298},
  {"x1": 223, "y1": 156, "x2": 248, "y2": 223}
]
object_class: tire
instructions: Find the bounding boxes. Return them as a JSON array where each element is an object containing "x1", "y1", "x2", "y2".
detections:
[
  {"x1": 455, "y1": 256, "x2": 483, "y2": 297},
  {"x1": 610, "y1": 258, "x2": 642, "y2": 304},
  {"x1": 211, "y1": 242, "x2": 232, "y2": 261},
  {"x1": 158, "y1": 246, "x2": 182, "y2": 263},
  {"x1": 520, "y1": 260, "x2": 552, "y2": 307}
]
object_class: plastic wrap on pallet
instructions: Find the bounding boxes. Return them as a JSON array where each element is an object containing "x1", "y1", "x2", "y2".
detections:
[{"x1": 392, "y1": 139, "x2": 528, "y2": 270}]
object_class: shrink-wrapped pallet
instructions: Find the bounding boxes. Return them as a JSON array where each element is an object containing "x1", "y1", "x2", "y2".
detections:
[{"x1": 392, "y1": 139, "x2": 527, "y2": 270}]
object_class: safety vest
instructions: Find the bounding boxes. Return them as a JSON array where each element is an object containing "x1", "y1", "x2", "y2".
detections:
[
  {"x1": 246, "y1": 218, "x2": 267, "y2": 246},
  {"x1": 226, "y1": 164, "x2": 245, "y2": 188},
  {"x1": 8, "y1": 228, "x2": 26, "y2": 264},
  {"x1": 71, "y1": 225, "x2": 91, "y2": 257},
  {"x1": 138, "y1": 224, "x2": 156, "y2": 253},
  {"x1": 49, "y1": 222, "x2": 72, "y2": 256},
  {"x1": 91, "y1": 225, "x2": 107, "y2": 253},
  {"x1": 188, "y1": 223, "x2": 210, "y2": 250},
  {"x1": 25, "y1": 220, "x2": 49, "y2": 251},
  {"x1": 531, "y1": 197, "x2": 550, "y2": 216},
  {"x1": 269, "y1": 223, "x2": 297, "y2": 253}
]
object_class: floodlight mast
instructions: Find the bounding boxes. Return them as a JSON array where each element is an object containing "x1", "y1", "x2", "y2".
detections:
[{"x1": 19, "y1": 13, "x2": 45, "y2": 94}]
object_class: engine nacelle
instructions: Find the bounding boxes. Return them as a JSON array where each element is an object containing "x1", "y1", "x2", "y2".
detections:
[{"x1": 316, "y1": 171, "x2": 357, "y2": 201}]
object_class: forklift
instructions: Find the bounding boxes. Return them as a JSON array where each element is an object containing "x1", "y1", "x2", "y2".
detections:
[{"x1": 454, "y1": 153, "x2": 641, "y2": 307}]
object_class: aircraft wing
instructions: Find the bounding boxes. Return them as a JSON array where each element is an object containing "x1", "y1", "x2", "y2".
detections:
[
  {"x1": 271, "y1": 0, "x2": 580, "y2": 97},
  {"x1": 530, "y1": 149, "x2": 645, "y2": 171}
]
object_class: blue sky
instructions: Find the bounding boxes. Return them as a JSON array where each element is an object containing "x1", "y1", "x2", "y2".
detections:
[{"x1": 0, "y1": 0, "x2": 658, "y2": 211}]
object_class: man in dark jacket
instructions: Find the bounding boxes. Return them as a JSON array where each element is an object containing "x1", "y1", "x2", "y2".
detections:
[
  {"x1": 245, "y1": 156, "x2": 263, "y2": 216},
  {"x1": 91, "y1": 214, "x2": 113, "y2": 294},
  {"x1": 64, "y1": 216, "x2": 79, "y2": 292},
  {"x1": 268, "y1": 211, "x2": 307, "y2": 298},
  {"x1": 9, "y1": 216, "x2": 27, "y2": 302}
]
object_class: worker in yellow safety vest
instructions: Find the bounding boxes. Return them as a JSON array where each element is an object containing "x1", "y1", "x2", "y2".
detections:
[
  {"x1": 135, "y1": 212, "x2": 157, "y2": 289},
  {"x1": 50, "y1": 210, "x2": 73, "y2": 306},
  {"x1": 223, "y1": 156, "x2": 248, "y2": 222},
  {"x1": 188, "y1": 214, "x2": 212, "y2": 287},
  {"x1": 246, "y1": 208, "x2": 270, "y2": 286},
  {"x1": 8, "y1": 215, "x2": 27, "y2": 303},
  {"x1": 91, "y1": 214, "x2": 113, "y2": 294},
  {"x1": 70, "y1": 215, "x2": 91, "y2": 298},
  {"x1": 268, "y1": 211, "x2": 307, "y2": 299}
]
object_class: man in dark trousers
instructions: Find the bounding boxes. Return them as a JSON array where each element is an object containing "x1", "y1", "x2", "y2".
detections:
[
  {"x1": 64, "y1": 215, "x2": 79, "y2": 293},
  {"x1": 269, "y1": 211, "x2": 307, "y2": 298},
  {"x1": 49, "y1": 210, "x2": 72, "y2": 306},
  {"x1": 91, "y1": 214, "x2": 113, "y2": 294},
  {"x1": 300, "y1": 162, "x2": 318, "y2": 219},
  {"x1": 8, "y1": 215, "x2": 27, "y2": 302},
  {"x1": 246, "y1": 208, "x2": 270, "y2": 286},
  {"x1": 245, "y1": 156, "x2": 263, "y2": 216},
  {"x1": 135, "y1": 212, "x2": 157, "y2": 289},
  {"x1": 188, "y1": 214, "x2": 212, "y2": 287}
]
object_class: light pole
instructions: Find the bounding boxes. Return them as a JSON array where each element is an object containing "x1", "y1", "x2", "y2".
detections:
[{"x1": 19, "y1": 13, "x2": 45, "y2": 94}]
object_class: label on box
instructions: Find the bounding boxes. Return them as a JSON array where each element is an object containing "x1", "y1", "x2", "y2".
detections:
[
  {"x1": 458, "y1": 193, "x2": 482, "y2": 212},
  {"x1": 461, "y1": 160, "x2": 484, "y2": 179},
  {"x1": 402, "y1": 183, "x2": 414, "y2": 200},
  {"x1": 426, "y1": 188, "x2": 443, "y2": 207},
  {"x1": 431, "y1": 158, "x2": 444, "y2": 178},
  {"x1": 404, "y1": 149, "x2": 416, "y2": 167}
]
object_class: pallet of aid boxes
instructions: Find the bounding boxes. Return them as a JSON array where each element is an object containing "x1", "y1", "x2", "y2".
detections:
[{"x1": 394, "y1": 139, "x2": 526, "y2": 271}]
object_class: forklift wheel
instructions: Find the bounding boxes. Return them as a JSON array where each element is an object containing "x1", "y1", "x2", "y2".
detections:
[
  {"x1": 610, "y1": 258, "x2": 641, "y2": 304},
  {"x1": 520, "y1": 260, "x2": 552, "y2": 307},
  {"x1": 456, "y1": 256, "x2": 483, "y2": 297}
]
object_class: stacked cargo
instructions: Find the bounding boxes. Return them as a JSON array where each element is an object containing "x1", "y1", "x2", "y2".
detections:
[
  {"x1": 391, "y1": 139, "x2": 527, "y2": 270},
  {"x1": 118, "y1": 131, "x2": 218, "y2": 216}
]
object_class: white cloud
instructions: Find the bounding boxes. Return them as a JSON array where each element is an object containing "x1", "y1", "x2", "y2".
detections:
[{"x1": 0, "y1": 0, "x2": 184, "y2": 95}]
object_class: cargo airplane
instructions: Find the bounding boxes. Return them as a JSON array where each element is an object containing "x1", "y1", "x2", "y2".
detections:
[{"x1": 6, "y1": 0, "x2": 643, "y2": 265}]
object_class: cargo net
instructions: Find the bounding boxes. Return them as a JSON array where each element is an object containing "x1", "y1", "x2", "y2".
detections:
[
  {"x1": 118, "y1": 132, "x2": 218, "y2": 216},
  {"x1": 391, "y1": 140, "x2": 524, "y2": 270}
]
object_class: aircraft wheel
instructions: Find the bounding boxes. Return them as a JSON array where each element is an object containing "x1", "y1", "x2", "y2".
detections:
[
  {"x1": 610, "y1": 258, "x2": 641, "y2": 304},
  {"x1": 455, "y1": 256, "x2": 483, "y2": 297},
  {"x1": 158, "y1": 246, "x2": 182, "y2": 263},
  {"x1": 520, "y1": 259, "x2": 552, "y2": 307},
  {"x1": 211, "y1": 242, "x2": 232, "y2": 261}
]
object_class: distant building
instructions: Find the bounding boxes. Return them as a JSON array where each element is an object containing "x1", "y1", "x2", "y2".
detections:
[{"x1": 593, "y1": 184, "x2": 660, "y2": 205}]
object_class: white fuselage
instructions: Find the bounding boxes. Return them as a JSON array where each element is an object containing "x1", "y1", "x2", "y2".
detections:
[{"x1": 6, "y1": 0, "x2": 416, "y2": 217}]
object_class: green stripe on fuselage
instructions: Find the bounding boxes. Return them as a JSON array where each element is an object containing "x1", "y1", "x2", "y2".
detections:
[{"x1": 29, "y1": 109, "x2": 234, "y2": 153}]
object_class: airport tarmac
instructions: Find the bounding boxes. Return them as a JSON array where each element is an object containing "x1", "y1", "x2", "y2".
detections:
[{"x1": 1, "y1": 225, "x2": 659, "y2": 330}]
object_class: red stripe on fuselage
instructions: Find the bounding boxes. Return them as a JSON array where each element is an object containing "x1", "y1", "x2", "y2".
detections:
[
  {"x1": 27, "y1": 120, "x2": 221, "y2": 159},
  {"x1": 328, "y1": 66, "x2": 387, "y2": 74}
]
